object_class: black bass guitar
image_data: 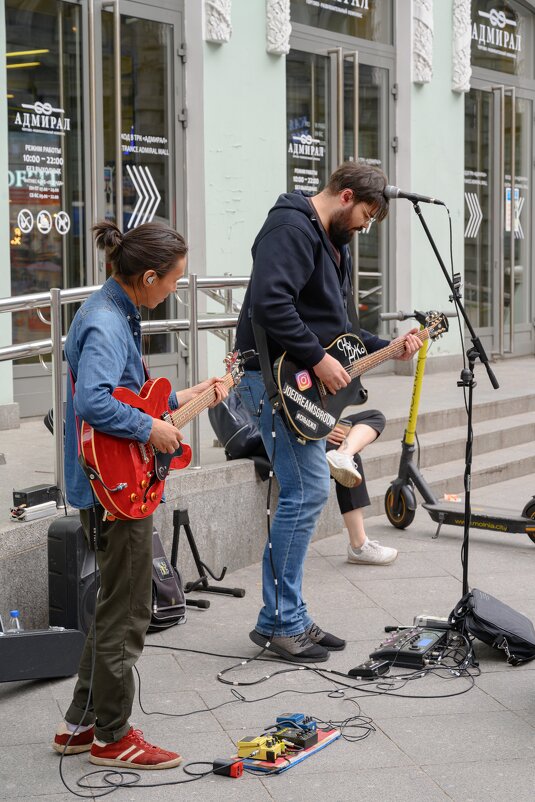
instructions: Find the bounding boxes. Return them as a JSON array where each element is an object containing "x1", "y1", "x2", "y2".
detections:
[{"x1": 274, "y1": 313, "x2": 448, "y2": 441}]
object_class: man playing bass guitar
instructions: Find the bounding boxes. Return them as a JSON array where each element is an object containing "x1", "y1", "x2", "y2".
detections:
[
  {"x1": 52, "y1": 221, "x2": 227, "y2": 768},
  {"x1": 236, "y1": 162, "x2": 421, "y2": 664}
]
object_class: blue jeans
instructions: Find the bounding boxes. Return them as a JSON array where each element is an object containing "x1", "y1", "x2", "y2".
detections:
[{"x1": 239, "y1": 371, "x2": 331, "y2": 637}]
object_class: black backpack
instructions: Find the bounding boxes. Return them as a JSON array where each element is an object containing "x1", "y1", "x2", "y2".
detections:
[
  {"x1": 148, "y1": 529, "x2": 186, "y2": 632},
  {"x1": 208, "y1": 391, "x2": 271, "y2": 480},
  {"x1": 449, "y1": 588, "x2": 535, "y2": 665}
]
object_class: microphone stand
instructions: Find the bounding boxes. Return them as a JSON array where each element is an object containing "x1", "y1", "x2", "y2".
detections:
[{"x1": 410, "y1": 202, "x2": 499, "y2": 597}]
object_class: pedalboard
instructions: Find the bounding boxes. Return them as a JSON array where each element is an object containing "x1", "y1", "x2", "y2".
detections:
[{"x1": 369, "y1": 627, "x2": 449, "y2": 669}]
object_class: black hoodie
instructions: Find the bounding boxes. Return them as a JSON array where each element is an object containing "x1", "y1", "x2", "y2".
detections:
[{"x1": 236, "y1": 191, "x2": 388, "y2": 370}]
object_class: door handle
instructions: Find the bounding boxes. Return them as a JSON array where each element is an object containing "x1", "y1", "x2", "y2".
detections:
[{"x1": 103, "y1": 0, "x2": 123, "y2": 232}]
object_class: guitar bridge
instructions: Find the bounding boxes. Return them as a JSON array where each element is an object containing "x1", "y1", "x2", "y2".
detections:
[{"x1": 138, "y1": 442, "x2": 151, "y2": 464}]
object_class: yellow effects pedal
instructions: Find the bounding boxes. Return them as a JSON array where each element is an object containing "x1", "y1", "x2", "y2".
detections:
[{"x1": 237, "y1": 735, "x2": 286, "y2": 763}]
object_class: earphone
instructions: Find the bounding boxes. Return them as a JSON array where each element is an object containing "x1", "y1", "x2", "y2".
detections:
[{"x1": 146, "y1": 275, "x2": 155, "y2": 285}]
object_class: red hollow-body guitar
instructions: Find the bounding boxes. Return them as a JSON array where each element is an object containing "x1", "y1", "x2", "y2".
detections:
[{"x1": 80, "y1": 353, "x2": 246, "y2": 520}]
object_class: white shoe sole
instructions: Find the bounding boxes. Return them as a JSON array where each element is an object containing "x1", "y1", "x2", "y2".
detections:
[
  {"x1": 347, "y1": 552, "x2": 398, "y2": 565},
  {"x1": 326, "y1": 454, "x2": 362, "y2": 488}
]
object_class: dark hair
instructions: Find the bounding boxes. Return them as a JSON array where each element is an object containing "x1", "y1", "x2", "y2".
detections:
[
  {"x1": 92, "y1": 221, "x2": 188, "y2": 285},
  {"x1": 326, "y1": 162, "x2": 389, "y2": 221}
]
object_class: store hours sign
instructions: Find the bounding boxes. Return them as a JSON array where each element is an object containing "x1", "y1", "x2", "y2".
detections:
[{"x1": 9, "y1": 98, "x2": 71, "y2": 236}]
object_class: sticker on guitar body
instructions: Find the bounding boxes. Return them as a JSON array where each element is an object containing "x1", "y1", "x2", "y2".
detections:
[
  {"x1": 282, "y1": 383, "x2": 336, "y2": 427},
  {"x1": 337, "y1": 336, "x2": 367, "y2": 361},
  {"x1": 295, "y1": 412, "x2": 318, "y2": 432}
]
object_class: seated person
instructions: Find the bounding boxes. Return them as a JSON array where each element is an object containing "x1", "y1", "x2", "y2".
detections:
[{"x1": 326, "y1": 410, "x2": 397, "y2": 565}]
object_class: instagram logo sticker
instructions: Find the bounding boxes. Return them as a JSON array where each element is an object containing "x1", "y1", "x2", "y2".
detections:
[{"x1": 295, "y1": 370, "x2": 313, "y2": 392}]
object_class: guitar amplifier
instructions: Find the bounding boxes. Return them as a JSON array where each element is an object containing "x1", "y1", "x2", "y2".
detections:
[
  {"x1": 48, "y1": 515, "x2": 99, "y2": 634},
  {"x1": 369, "y1": 627, "x2": 449, "y2": 669}
]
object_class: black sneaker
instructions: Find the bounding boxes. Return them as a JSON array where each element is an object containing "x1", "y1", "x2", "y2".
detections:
[
  {"x1": 305, "y1": 622, "x2": 346, "y2": 651},
  {"x1": 249, "y1": 629, "x2": 329, "y2": 663}
]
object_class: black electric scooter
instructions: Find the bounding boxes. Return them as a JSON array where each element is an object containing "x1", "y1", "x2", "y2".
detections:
[{"x1": 383, "y1": 310, "x2": 535, "y2": 543}]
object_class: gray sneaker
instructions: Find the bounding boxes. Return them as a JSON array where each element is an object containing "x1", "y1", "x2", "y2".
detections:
[
  {"x1": 326, "y1": 451, "x2": 362, "y2": 488},
  {"x1": 347, "y1": 540, "x2": 398, "y2": 565},
  {"x1": 305, "y1": 622, "x2": 346, "y2": 651},
  {"x1": 249, "y1": 629, "x2": 329, "y2": 663}
]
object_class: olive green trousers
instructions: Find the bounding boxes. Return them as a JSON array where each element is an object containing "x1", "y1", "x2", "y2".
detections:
[{"x1": 65, "y1": 509, "x2": 153, "y2": 743}]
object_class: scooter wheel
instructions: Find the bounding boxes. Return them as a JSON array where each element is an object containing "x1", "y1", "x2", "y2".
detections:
[
  {"x1": 521, "y1": 498, "x2": 535, "y2": 545},
  {"x1": 384, "y1": 486, "x2": 416, "y2": 529}
]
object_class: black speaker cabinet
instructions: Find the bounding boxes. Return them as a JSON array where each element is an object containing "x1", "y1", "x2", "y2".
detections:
[
  {"x1": 48, "y1": 515, "x2": 99, "y2": 634},
  {"x1": 0, "y1": 629, "x2": 86, "y2": 683}
]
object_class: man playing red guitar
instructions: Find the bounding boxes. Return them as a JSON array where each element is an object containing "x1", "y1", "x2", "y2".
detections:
[{"x1": 52, "y1": 221, "x2": 227, "y2": 769}]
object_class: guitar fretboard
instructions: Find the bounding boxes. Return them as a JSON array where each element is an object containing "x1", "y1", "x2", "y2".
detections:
[
  {"x1": 347, "y1": 327, "x2": 431, "y2": 379},
  {"x1": 168, "y1": 371, "x2": 235, "y2": 430}
]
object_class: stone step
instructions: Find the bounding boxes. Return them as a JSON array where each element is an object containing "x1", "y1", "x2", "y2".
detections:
[
  {"x1": 365, "y1": 439, "x2": 535, "y2": 519},
  {"x1": 350, "y1": 391, "x2": 535, "y2": 443},
  {"x1": 362, "y1": 411, "x2": 535, "y2": 481}
]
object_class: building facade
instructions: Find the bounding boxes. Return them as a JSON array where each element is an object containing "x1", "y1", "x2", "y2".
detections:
[{"x1": 0, "y1": 0, "x2": 533, "y2": 421}]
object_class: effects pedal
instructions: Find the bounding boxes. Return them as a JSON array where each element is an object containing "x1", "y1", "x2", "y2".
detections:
[
  {"x1": 347, "y1": 658, "x2": 390, "y2": 678},
  {"x1": 237, "y1": 735, "x2": 286, "y2": 763},
  {"x1": 369, "y1": 627, "x2": 449, "y2": 669},
  {"x1": 275, "y1": 713, "x2": 317, "y2": 733},
  {"x1": 273, "y1": 727, "x2": 318, "y2": 749}
]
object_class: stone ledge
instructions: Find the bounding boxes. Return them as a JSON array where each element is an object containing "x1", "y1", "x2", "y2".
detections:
[
  {"x1": 0, "y1": 403, "x2": 20, "y2": 431},
  {"x1": 0, "y1": 459, "x2": 343, "y2": 629}
]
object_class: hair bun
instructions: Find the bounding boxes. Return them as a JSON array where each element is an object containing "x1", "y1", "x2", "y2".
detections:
[{"x1": 92, "y1": 221, "x2": 123, "y2": 261}]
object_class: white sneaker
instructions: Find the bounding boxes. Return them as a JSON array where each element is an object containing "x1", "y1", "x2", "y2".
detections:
[
  {"x1": 326, "y1": 450, "x2": 362, "y2": 488},
  {"x1": 347, "y1": 540, "x2": 398, "y2": 565}
]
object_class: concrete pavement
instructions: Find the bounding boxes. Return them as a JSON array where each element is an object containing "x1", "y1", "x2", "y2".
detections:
[{"x1": 1, "y1": 469, "x2": 535, "y2": 801}]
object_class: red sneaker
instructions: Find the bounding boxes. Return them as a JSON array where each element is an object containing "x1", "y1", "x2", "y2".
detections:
[
  {"x1": 53, "y1": 722, "x2": 95, "y2": 755},
  {"x1": 89, "y1": 727, "x2": 182, "y2": 770}
]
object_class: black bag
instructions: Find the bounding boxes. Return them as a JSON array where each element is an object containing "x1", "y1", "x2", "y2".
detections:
[
  {"x1": 449, "y1": 588, "x2": 535, "y2": 665},
  {"x1": 148, "y1": 529, "x2": 186, "y2": 632},
  {"x1": 208, "y1": 391, "x2": 271, "y2": 480},
  {"x1": 208, "y1": 391, "x2": 263, "y2": 459}
]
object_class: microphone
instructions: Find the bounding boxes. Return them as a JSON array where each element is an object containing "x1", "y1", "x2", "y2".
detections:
[{"x1": 384, "y1": 185, "x2": 445, "y2": 206}]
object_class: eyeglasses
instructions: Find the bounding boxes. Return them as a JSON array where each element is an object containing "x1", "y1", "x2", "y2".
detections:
[{"x1": 363, "y1": 208, "x2": 376, "y2": 226}]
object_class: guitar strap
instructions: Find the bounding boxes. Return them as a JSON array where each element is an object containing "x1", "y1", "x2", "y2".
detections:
[
  {"x1": 251, "y1": 248, "x2": 361, "y2": 414},
  {"x1": 252, "y1": 319, "x2": 283, "y2": 412},
  {"x1": 344, "y1": 248, "x2": 362, "y2": 338},
  {"x1": 68, "y1": 366, "x2": 106, "y2": 549}
]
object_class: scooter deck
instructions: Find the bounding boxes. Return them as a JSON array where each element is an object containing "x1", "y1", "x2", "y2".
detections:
[{"x1": 422, "y1": 501, "x2": 535, "y2": 535}]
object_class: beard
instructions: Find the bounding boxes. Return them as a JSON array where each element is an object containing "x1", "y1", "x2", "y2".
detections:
[{"x1": 328, "y1": 207, "x2": 358, "y2": 248}]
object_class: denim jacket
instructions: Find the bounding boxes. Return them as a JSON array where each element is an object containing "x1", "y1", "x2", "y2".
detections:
[{"x1": 64, "y1": 277, "x2": 178, "y2": 509}]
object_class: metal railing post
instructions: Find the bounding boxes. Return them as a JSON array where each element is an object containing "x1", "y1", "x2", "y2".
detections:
[
  {"x1": 188, "y1": 272, "x2": 201, "y2": 469},
  {"x1": 50, "y1": 289, "x2": 65, "y2": 507},
  {"x1": 0, "y1": 276, "x2": 249, "y2": 475},
  {"x1": 224, "y1": 273, "x2": 233, "y2": 353}
]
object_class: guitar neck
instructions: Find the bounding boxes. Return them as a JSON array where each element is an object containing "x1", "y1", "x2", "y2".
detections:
[
  {"x1": 348, "y1": 328, "x2": 430, "y2": 380},
  {"x1": 168, "y1": 372, "x2": 235, "y2": 430}
]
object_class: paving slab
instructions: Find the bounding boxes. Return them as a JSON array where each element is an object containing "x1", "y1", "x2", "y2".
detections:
[
  {"x1": 424, "y1": 758, "x2": 535, "y2": 802},
  {"x1": 1, "y1": 457, "x2": 535, "y2": 800}
]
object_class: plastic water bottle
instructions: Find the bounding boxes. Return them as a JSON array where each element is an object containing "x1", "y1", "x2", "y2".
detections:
[{"x1": 7, "y1": 610, "x2": 22, "y2": 633}]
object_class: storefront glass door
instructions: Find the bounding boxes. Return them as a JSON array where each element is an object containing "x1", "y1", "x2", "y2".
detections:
[
  {"x1": 286, "y1": 46, "x2": 390, "y2": 334},
  {"x1": 464, "y1": 85, "x2": 533, "y2": 355},
  {"x1": 6, "y1": 0, "x2": 185, "y2": 414},
  {"x1": 97, "y1": 2, "x2": 184, "y2": 358}
]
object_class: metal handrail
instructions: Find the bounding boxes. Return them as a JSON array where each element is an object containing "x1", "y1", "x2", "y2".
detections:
[{"x1": 0, "y1": 274, "x2": 249, "y2": 501}]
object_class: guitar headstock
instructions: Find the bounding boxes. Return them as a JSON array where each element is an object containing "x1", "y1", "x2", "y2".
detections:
[
  {"x1": 224, "y1": 349, "x2": 256, "y2": 386},
  {"x1": 425, "y1": 311, "x2": 449, "y2": 340}
]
